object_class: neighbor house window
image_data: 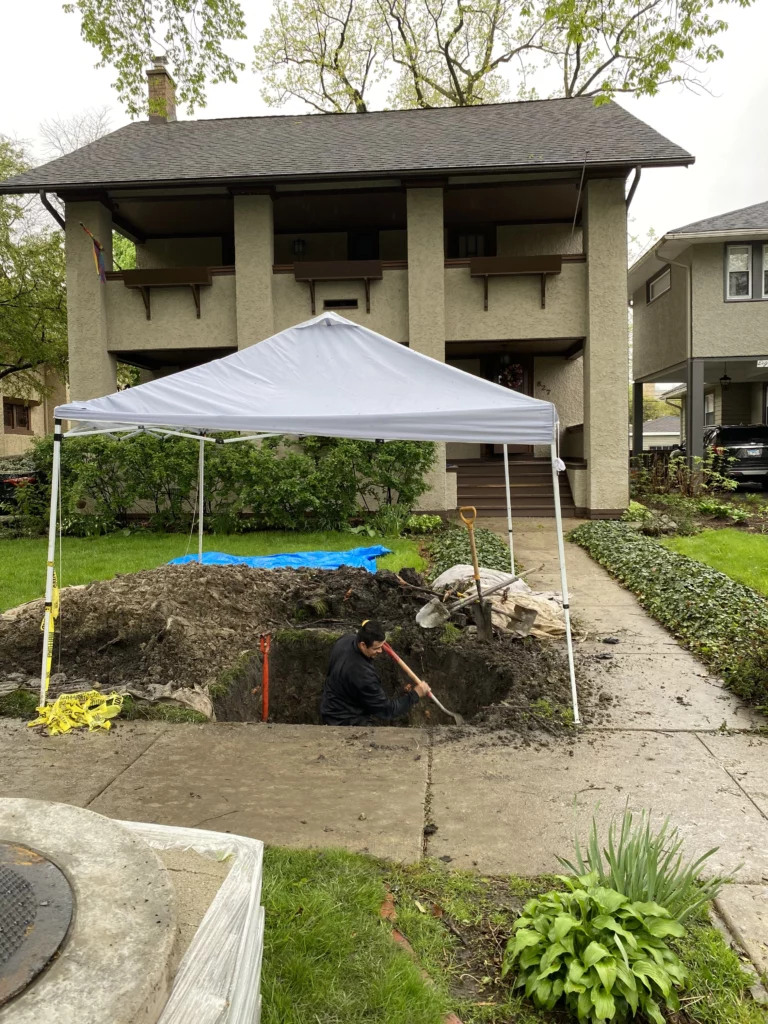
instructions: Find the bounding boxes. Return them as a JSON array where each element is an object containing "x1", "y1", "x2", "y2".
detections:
[
  {"x1": 726, "y1": 244, "x2": 751, "y2": 299},
  {"x1": 704, "y1": 392, "x2": 715, "y2": 425},
  {"x1": 763, "y1": 244, "x2": 768, "y2": 298},
  {"x1": 647, "y1": 266, "x2": 671, "y2": 303},
  {"x1": 2, "y1": 400, "x2": 31, "y2": 434}
]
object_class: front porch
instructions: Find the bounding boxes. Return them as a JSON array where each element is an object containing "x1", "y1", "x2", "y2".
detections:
[
  {"x1": 633, "y1": 356, "x2": 768, "y2": 456},
  {"x1": 450, "y1": 456, "x2": 580, "y2": 517}
]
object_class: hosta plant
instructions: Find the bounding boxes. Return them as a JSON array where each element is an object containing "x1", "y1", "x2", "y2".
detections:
[{"x1": 502, "y1": 873, "x2": 687, "y2": 1024}]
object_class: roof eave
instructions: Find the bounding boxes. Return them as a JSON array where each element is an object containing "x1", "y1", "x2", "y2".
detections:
[{"x1": 0, "y1": 153, "x2": 694, "y2": 197}]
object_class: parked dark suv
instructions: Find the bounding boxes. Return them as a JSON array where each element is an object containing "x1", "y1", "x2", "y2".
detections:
[{"x1": 702, "y1": 425, "x2": 768, "y2": 487}]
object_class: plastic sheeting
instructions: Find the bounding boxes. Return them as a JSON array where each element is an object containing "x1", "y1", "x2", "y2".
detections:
[
  {"x1": 168, "y1": 545, "x2": 391, "y2": 572},
  {"x1": 431, "y1": 564, "x2": 566, "y2": 639},
  {"x1": 122, "y1": 821, "x2": 264, "y2": 1024},
  {"x1": 56, "y1": 312, "x2": 558, "y2": 444}
]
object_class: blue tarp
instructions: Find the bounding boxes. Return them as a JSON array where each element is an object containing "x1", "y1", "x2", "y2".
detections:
[{"x1": 168, "y1": 545, "x2": 391, "y2": 573}]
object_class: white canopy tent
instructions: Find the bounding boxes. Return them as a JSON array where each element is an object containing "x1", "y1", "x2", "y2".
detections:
[{"x1": 46, "y1": 312, "x2": 579, "y2": 720}]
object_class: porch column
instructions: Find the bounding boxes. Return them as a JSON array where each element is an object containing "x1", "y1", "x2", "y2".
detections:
[
  {"x1": 686, "y1": 358, "x2": 705, "y2": 462},
  {"x1": 65, "y1": 201, "x2": 116, "y2": 400},
  {"x1": 632, "y1": 381, "x2": 644, "y2": 455},
  {"x1": 234, "y1": 193, "x2": 275, "y2": 349},
  {"x1": 583, "y1": 179, "x2": 629, "y2": 515},
  {"x1": 406, "y1": 187, "x2": 452, "y2": 510}
]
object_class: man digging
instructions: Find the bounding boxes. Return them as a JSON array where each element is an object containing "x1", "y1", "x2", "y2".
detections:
[{"x1": 321, "y1": 619, "x2": 429, "y2": 726}]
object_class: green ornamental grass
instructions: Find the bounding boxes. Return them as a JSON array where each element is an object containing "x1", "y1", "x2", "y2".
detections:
[{"x1": 557, "y1": 808, "x2": 734, "y2": 923}]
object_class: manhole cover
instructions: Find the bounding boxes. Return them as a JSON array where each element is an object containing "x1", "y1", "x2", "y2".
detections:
[{"x1": 0, "y1": 842, "x2": 73, "y2": 1006}]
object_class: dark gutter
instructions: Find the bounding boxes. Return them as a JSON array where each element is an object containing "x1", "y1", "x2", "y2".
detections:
[
  {"x1": 38, "y1": 190, "x2": 66, "y2": 230},
  {"x1": 625, "y1": 165, "x2": 642, "y2": 209},
  {"x1": 0, "y1": 155, "x2": 696, "y2": 197}
]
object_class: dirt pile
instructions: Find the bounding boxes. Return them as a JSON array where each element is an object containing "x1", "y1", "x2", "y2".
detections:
[{"x1": 0, "y1": 564, "x2": 584, "y2": 734}]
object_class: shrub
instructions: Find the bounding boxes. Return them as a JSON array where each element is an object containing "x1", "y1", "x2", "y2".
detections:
[
  {"x1": 6, "y1": 434, "x2": 437, "y2": 536},
  {"x1": 631, "y1": 449, "x2": 737, "y2": 499},
  {"x1": 570, "y1": 522, "x2": 768, "y2": 706},
  {"x1": 621, "y1": 501, "x2": 653, "y2": 523},
  {"x1": 405, "y1": 513, "x2": 443, "y2": 535},
  {"x1": 557, "y1": 807, "x2": 733, "y2": 923},
  {"x1": 426, "y1": 524, "x2": 513, "y2": 580},
  {"x1": 502, "y1": 873, "x2": 687, "y2": 1024},
  {"x1": 370, "y1": 503, "x2": 412, "y2": 538}
]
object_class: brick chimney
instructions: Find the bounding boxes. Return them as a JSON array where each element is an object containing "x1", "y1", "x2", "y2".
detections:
[{"x1": 147, "y1": 55, "x2": 176, "y2": 123}]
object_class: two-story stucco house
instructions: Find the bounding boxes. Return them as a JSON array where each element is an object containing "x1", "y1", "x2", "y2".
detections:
[
  {"x1": 630, "y1": 200, "x2": 768, "y2": 458},
  {"x1": 0, "y1": 62, "x2": 692, "y2": 517}
]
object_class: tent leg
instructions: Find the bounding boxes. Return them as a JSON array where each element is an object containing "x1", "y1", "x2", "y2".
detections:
[
  {"x1": 502, "y1": 443, "x2": 514, "y2": 573},
  {"x1": 198, "y1": 439, "x2": 205, "y2": 564},
  {"x1": 551, "y1": 443, "x2": 580, "y2": 725},
  {"x1": 39, "y1": 420, "x2": 62, "y2": 707}
]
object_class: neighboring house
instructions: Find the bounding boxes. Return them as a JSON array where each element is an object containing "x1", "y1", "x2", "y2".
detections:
[
  {"x1": 0, "y1": 61, "x2": 692, "y2": 517},
  {"x1": 629, "y1": 200, "x2": 768, "y2": 457},
  {"x1": 629, "y1": 414, "x2": 680, "y2": 450},
  {"x1": 0, "y1": 374, "x2": 65, "y2": 457}
]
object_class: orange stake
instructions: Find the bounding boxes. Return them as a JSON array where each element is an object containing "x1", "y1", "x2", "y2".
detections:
[{"x1": 259, "y1": 633, "x2": 271, "y2": 721}]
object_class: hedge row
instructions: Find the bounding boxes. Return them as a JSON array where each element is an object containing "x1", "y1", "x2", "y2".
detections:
[
  {"x1": 5, "y1": 433, "x2": 437, "y2": 536},
  {"x1": 570, "y1": 521, "x2": 768, "y2": 708}
]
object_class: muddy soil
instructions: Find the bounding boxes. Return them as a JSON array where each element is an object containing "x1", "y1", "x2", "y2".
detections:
[{"x1": 0, "y1": 564, "x2": 589, "y2": 735}]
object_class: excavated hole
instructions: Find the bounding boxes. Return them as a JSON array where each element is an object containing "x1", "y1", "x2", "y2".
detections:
[{"x1": 211, "y1": 627, "x2": 565, "y2": 728}]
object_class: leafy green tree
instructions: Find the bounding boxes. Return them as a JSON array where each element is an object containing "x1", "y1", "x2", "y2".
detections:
[
  {"x1": 0, "y1": 138, "x2": 67, "y2": 394},
  {"x1": 254, "y1": 0, "x2": 755, "y2": 112},
  {"x1": 63, "y1": 0, "x2": 753, "y2": 116},
  {"x1": 64, "y1": 0, "x2": 247, "y2": 117}
]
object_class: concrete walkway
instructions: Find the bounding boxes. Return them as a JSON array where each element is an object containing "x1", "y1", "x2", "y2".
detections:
[{"x1": 0, "y1": 518, "x2": 766, "y2": 974}]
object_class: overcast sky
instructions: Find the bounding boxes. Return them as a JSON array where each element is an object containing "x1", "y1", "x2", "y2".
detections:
[{"x1": 2, "y1": 0, "x2": 766, "y2": 246}]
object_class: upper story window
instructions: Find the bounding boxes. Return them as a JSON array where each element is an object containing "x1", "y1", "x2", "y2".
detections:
[
  {"x1": 646, "y1": 266, "x2": 671, "y2": 303},
  {"x1": 764, "y1": 244, "x2": 768, "y2": 298},
  {"x1": 726, "y1": 244, "x2": 752, "y2": 300},
  {"x1": 704, "y1": 392, "x2": 715, "y2": 426},
  {"x1": 3, "y1": 399, "x2": 31, "y2": 434},
  {"x1": 446, "y1": 228, "x2": 495, "y2": 259}
]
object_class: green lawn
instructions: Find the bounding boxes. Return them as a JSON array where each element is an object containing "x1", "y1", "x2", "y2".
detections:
[
  {"x1": 0, "y1": 531, "x2": 426, "y2": 612},
  {"x1": 260, "y1": 848, "x2": 764, "y2": 1024},
  {"x1": 663, "y1": 529, "x2": 768, "y2": 596}
]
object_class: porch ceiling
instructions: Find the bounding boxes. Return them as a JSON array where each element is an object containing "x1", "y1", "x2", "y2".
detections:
[{"x1": 100, "y1": 180, "x2": 584, "y2": 240}]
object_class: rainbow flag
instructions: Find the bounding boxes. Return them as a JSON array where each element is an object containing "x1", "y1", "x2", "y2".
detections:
[{"x1": 80, "y1": 222, "x2": 107, "y2": 282}]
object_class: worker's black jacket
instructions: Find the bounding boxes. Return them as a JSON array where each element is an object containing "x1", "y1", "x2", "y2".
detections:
[{"x1": 321, "y1": 634, "x2": 419, "y2": 726}]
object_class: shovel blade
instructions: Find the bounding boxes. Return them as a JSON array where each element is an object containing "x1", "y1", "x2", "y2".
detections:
[{"x1": 416, "y1": 598, "x2": 451, "y2": 628}]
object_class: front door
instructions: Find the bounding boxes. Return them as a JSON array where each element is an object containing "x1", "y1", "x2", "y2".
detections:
[{"x1": 484, "y1": 356, "x2": 533, "y2": 456}]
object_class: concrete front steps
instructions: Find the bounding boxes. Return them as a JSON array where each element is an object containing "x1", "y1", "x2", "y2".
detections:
[{"x1": 451, "y1": 457, "x2": 577, "y2": 518}]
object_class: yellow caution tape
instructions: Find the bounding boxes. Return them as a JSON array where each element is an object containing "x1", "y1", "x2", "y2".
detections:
[
  {"x1": 28, "y1": 690, "x2": 124, "y2": 736},
  {"x1": 39, "y1": 570, "x2": 61, "y2": 696}
]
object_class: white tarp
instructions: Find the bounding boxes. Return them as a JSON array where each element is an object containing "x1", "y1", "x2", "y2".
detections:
[{"x1": 56, "y1": 312, "x2": 557, "y2": 444}]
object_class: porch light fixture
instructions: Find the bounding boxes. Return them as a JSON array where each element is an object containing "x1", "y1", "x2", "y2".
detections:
[
  {"x1": 719, "y1": 363, "x2": 731, "y2": 391},
  {"x1": 292, "y1": 239, "x2": 306, "y2": 257}
]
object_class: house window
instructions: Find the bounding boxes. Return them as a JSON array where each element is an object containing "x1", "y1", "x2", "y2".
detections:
[
  {"x1": 647, "y1": 266, "x2": 671, "y2": 303},
  {"x1": 763, "y1": 244, "x2": 768, "y2": 298},
  {"x1": 3, "y1": 400, "x2": 32, "y2": 434},
  {"x1": 457, "y1": 233, "x2": 485, "y2": 258},
  {"x1": 704, "y1": 392, "x2": 715, "y2": 426},
  {"x1": 726, "y1": 244, "x2": 751, "y2": 299}
]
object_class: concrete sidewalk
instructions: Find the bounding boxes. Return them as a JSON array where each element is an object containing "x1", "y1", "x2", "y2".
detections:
[{"x1": 0, "y1": 518, "x2": 766, "y2": 974}]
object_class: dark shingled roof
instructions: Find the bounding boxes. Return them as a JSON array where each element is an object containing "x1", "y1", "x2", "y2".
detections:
[
  {"x1": 0, "y1": 97, "x2": 692, "y2": 193},
  {"x1": 642, "y1": 415, "x2": 680, "y2": 433},
  {"x1": 672, "y1": 200, "x2": 768, "y2": 234}
]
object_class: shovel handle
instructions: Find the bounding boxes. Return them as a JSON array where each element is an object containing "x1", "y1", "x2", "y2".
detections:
[
  {"x1": 382, "y1": 642, "x2": 429, "y2": 692},
  {"x1": 460, "y1": 506, "x2": 482, "y2": 587}
]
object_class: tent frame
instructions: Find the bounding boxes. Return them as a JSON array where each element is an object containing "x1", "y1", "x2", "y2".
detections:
[{"x1": 40, "y1": 422, "x2": 579, "y2": 724}]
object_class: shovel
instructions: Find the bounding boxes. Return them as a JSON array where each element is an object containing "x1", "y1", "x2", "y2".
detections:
[
  {"x1": 459, "y1": 505, "x2": 493, "y2": 641},
  {"x1": 381, "y1": 642, "x2": 464, "y2": 725},
  {"x1": 416, "y1": 573, "x2": 518, "y2": 629}
]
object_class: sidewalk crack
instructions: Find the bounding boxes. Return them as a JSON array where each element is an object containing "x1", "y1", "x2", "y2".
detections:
[
  {"x1": 695, "y1": 732, "x2": 768, "y2": 823},
  {"x1": 422, "y1": 730, "x2": 435, "y2": 858},
  {"x1": 84, "y1": 727, "x2": 168, "y2": 809}
]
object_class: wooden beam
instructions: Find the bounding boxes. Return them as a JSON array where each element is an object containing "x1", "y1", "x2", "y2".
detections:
[{"x1": 564, "y1": 341, "x2": 584, "y2": 360}]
